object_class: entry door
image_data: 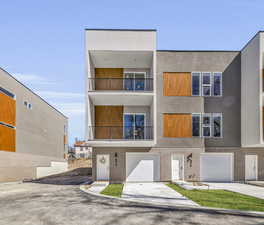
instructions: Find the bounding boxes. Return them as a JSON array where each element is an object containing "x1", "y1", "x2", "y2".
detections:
[
  {"x1": 171, "y1": 155, "x2": 184, "y2": 180},
  {"x1": 96, "y1": 154, "x2": 110, "y2": 180},
  {"x1": 245, "y1": 155, "x2": 258, "y2": 180}
]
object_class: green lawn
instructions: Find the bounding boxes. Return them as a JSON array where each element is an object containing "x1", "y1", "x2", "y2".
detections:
[
  {"x1": 100, "y1": 184, "x2": 124, "y2": 197},
  {"x1": 167, "y1": 183, "x2": 264, "y2": 212}
]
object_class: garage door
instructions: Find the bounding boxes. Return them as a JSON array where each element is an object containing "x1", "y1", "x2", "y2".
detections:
[
  {"x1": 200, "y1": 153, "x2": 233, "y2": 182},
  {"x1": 126, "y1": 153, "x2": 160, "y2": 182}
]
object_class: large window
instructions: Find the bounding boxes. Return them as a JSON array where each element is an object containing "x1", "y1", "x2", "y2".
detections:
[
  {"x1": 124, "y1": 113, "x2": 145, "y2": 139},
  {"x1": 191, "y1": 72, "x2": 222, "y2": 97},
  {"x1": 192, "y1": 113, "x2": 222, "y2": 138}
]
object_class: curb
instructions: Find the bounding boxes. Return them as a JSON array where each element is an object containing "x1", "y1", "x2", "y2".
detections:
[{"x1": 80, "y1": 184, "x2": 264, "y2": 218}]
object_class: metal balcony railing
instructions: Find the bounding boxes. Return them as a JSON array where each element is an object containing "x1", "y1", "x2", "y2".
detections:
[
  {"x1": 87, "y1": 78, "x2": 153, "y2": 91},
  {"x1": 87, "y1": 126, "x2": 153, "y2": 140}
]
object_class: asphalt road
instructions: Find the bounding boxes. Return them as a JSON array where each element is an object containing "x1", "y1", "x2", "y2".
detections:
[{"x1": 0, "y1": 182, "x2": 264, "y2": 225}]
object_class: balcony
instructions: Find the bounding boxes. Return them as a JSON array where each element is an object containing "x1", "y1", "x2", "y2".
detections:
[
  {"x1": 88, "y1": 126, "x2": 153, "y2": 140},
  {"x1": 87, "y1": 78, "x2": 153, "y2": 92},
  {"x1": 87, "y1": 126, "x2": 154, "y2": 147}
]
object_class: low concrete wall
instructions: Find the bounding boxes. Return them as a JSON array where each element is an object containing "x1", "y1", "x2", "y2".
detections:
[
  {"x1": 36, "y1": 162, "x2": 68, "y2": 178},
  {"x1": 0, "y1": 151, "x2": 66, "y2": 182}
]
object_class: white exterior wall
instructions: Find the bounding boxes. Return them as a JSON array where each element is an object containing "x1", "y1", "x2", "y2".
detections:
[
  {"x1": 85, "y1": 30, "x2": 156, "y2": 144},
  {"x1": 241, "y1": 33, "x2": 262, "y2": 146},
  {"x1": 86, "y1": 30, "x2": 156, "y2": 51}
]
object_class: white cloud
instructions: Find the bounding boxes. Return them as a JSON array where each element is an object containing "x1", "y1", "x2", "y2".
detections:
[
  {"x1": 13, "y1": 73, "x2": 54, "y2": 85},
  {"x1": 36, "y1": 91, "x2": 84, "y2": 99}
]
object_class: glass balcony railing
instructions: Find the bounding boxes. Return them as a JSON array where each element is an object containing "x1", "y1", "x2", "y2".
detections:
[
  {"x1": 87, "y1": 126, "x2": 153, "y2": 140},
  {"x1": 87, "y1": 78, "x2": 153, "y2": 91}
]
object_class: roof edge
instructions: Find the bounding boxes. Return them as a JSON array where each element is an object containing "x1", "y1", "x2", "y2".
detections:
[
  {"x1": 0, "y1": 67, "x2": 68, "y2": 119},
  {"x1": 157, "y1": 50, "x2": 240, "y2": 52},
  {"x1": 241, "y1": 31, "x2": 262, "y2": 52}
]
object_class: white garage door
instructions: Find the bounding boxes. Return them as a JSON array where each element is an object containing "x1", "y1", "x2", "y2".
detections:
[
  {"x1": 200, "y1": 153, "x2": 233, "y2": 182},
  {"x1": 126, "y1": 153, "x2": 160, "y2": 182}
]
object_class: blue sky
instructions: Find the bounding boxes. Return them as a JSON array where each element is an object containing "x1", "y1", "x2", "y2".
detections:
[{"x1": 0, "y1": 0, "x2": 263, "y2": 145}]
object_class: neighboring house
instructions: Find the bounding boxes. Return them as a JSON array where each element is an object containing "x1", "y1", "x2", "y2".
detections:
[
  {"x1": 74, "y1": 140, "x2": 92, "y2": 159},
  {"x1": 0, "y1": 68, "x2": 68, "y2": 182},
  {"x1": 85, "y1": 29, "x2": 264, "y2": 183}
]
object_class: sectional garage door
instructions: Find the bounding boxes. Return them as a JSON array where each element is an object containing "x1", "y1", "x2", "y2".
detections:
[
  {"x1": 200, "y1": 153, "x2": 233, "y2": 182},
  {"x1": 126, "y1": 153, "x2": 160, "y2": 182}
]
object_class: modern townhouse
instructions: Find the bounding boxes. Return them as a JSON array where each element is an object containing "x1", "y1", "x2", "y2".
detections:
[
  {"x1": 85, "y1": 29, "x2": 264, "y2": 183},
  {"x1": 0, "y1": 68, "x2": 68, "y2": 182}
]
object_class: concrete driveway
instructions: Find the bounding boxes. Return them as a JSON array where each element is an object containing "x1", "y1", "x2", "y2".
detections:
[
  {"x1": 0, "y1": 182, "x2": 264, "y2": 225},
  {"x1": 122, "y1": 183, "x2": 198, "y2": 206},
  {"x1": 205, "y1": 183, "x2": 264, "y2": 199}
]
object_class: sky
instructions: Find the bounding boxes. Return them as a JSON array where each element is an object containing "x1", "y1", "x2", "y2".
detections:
[{"x1": 0, "y1": 0, "x2": 263, "y2": 145}]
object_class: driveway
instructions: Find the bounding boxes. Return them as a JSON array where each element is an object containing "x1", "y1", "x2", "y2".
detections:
[
  {"x1": 122, "y1": 183, "x2": 198, "y2": 206},
  {"x1": 205, "y1": 183, "x2": 264, "y2": 199},
  {"x1": 0, "y1": 182, "x2": 264, "y2": 225}
]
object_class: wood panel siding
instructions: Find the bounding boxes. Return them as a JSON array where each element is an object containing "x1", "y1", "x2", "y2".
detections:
[
  {"x1": 0, "y1": 124, "x2": 15, "y2": 152},
  {"x1": 95, "y1": 106, "x2": 123, "y2": 139},
  {"x1": 163, "y1": 114, "x2": 192, "y2": 138},
  {"x1": 163, "y1": 72, "x2": 191, "y2": 96},
  {"x1": 95, "y1": 68, "x2": 123, "y2": 90},
  {"x1": 0, "y1": 92, "x2": 16, "y2": 126}
]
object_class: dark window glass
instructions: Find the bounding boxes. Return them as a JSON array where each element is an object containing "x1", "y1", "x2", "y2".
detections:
[
  {"x1": 203, "y1": 86, "x2": 211, "y2": 96},
  {"x1": 192, "y1": 115, "x2": 200, "y2": 136},
  {"x1": 203, "y1": 75, "x2": 210, "y2": 84},
  {"x1": 203, "y1": 115, "x2": 210, "y2": 125},
  {"x1": 213, "y1": 73, "x2": 221, "y2": 96},
  {"x1": 0, "y1": 87, "x2": 15, "y2": 98},
  {"x1": 203, "y1": 127, "x2": 211, "y2": 137},
  {"x1": 213, "y1": 115, "x2": 221, "y2": 137},
  {"x1": 192, "y1": 75, "x2": 200, "y2": 96}
]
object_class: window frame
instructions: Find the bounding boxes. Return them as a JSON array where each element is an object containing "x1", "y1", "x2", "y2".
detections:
[
  {"x1": 123, "y1": 71, "x2": 147, "y2": 91},
  {"x1": 191, "y1": 113, "x2": 201, "y2": 137},
  {"x1": 123, "y1": 112, "x2": 146, "y2": 139},
  {"x1": 202, "y1": 113, "x2": 211, "y2": 137},
  {"x1": 212, "y1": 113, "x2": 223, "y2": 138},
  {"x1": 202, "y1": 72, "x2": 212, "y2": 97},
  {"x1": 191, "y1": 72, "x2": 201, "y2": 96},
  {"x1": 191, "y1": 113, "x2": 223, "y2": 138},
  {"x1": 212, "y1": 72, "x2": 222, "y2": 97}
]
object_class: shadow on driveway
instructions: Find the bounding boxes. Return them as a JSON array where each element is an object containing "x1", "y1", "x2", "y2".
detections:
[{"x1": 26, "y1": 168, "x2": 92, "y2": 185}]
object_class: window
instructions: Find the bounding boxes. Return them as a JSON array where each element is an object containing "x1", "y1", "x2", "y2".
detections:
[
  {"x1": 202, "y1": 114, "x2": 211, "y2": 137},
  {"x1": 212, "y1": 113, "x2": 222, "y2": 137},
  {"x1": 192, "y1": 114, "x2": 200, "y2": 137},
  {"x1": 192, "y1": 113, "x2": 222, "y2": 138},
  {"x1": 124, "y1": 72, "x2": 146, "y2": 91},
  {"x1": 124, "y1": 113, "x2": 145, "y2": 139},
  {"x1": 213, "y1": 72, "x2": 222, "y2": 96},
  {"x1": 192, "y1": 72, "x2": 201, "y2": 96},
  {"x1": 192, "y1": 72, "x2": 222, "y2": 97},
  {"x1": 202, "y1": 72, "x2": 211, "y2": 96}
]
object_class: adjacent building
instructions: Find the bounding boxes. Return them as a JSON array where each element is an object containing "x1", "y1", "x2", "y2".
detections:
[
  {"x1": 74, "y1": 140, "x2": 92, "y2": 159},
  {"x1": 85, "y1": 29, "x2": 264, "y2": 182},
  {"x1": 0, "y1": 68, "x2": 68, "y2": 182}
]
